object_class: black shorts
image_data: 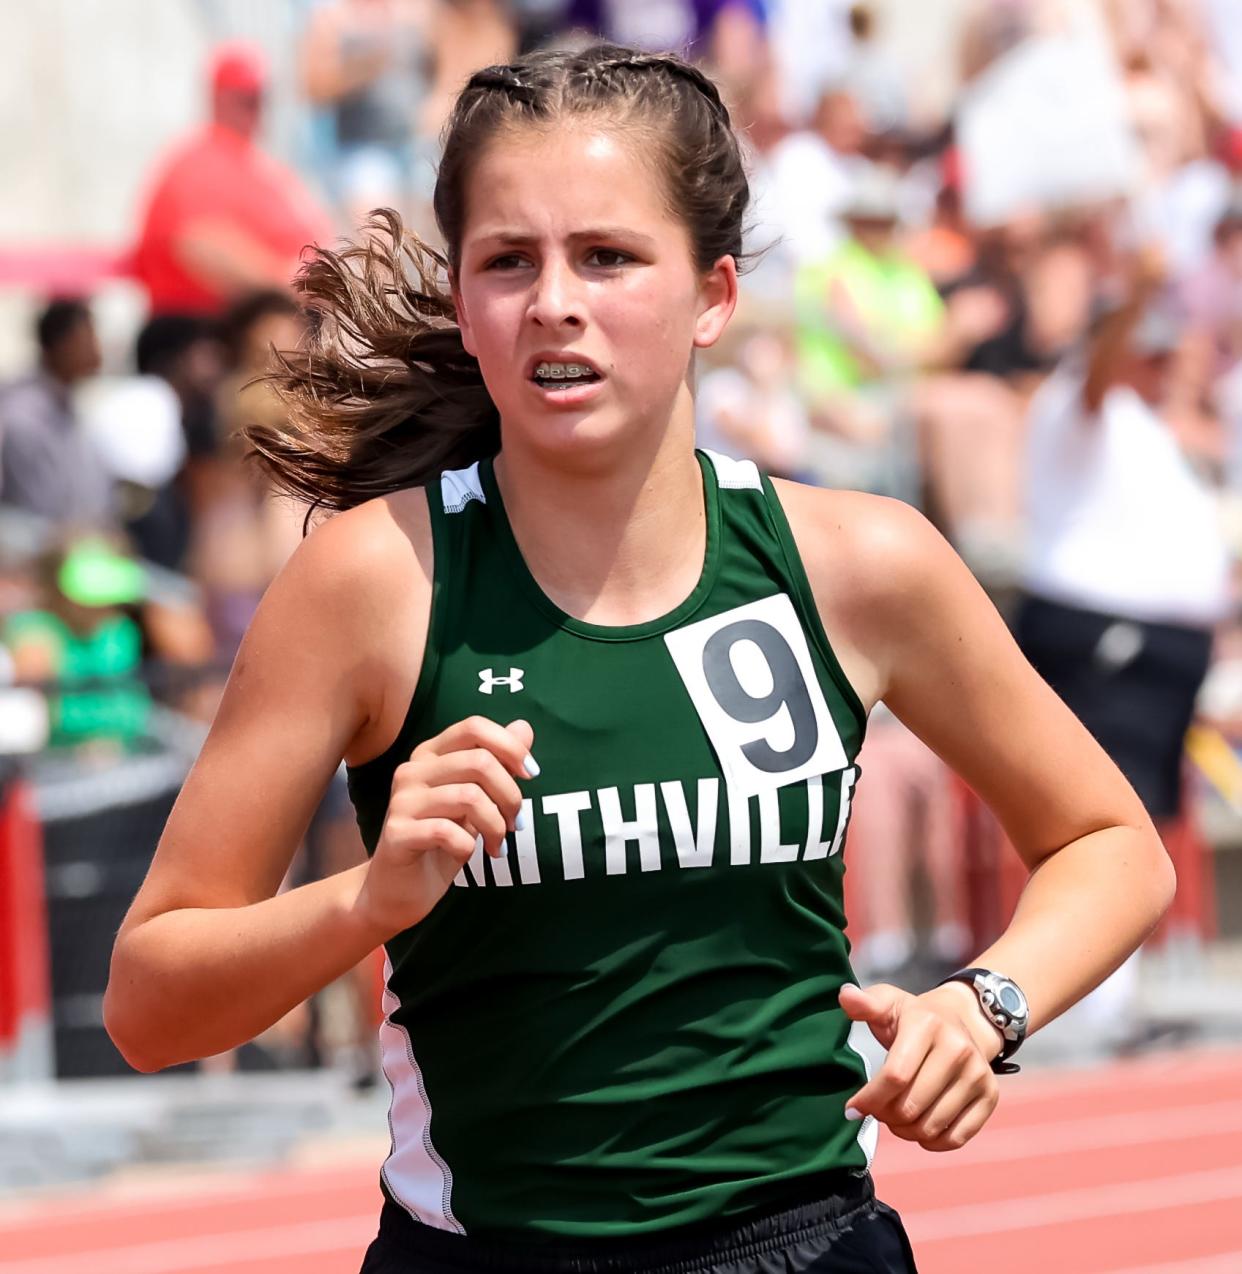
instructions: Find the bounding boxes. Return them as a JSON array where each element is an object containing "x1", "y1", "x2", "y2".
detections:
[
  {"x1": 1014, "y1": 593, "x2": 1213, "y2": 819},
  {"x1": 358, "y1": 1172, "x2": 919, "y2": 1273}
]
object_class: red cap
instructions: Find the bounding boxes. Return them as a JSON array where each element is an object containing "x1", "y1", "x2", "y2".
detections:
[{"x1": 210, "y1": 42, "x2": 267, "y2": 96}]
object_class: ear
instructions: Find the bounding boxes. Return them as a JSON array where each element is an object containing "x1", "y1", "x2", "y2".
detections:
[
  {"x1": 450, "y1": 272, "x2": 478, "y2": 358},
  {"x1": 692, "y1": 254, "x2": 739, "y2": 351}
]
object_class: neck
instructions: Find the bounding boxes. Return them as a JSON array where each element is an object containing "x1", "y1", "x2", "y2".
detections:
[
  {"x1": 39, "y1": 360, "x2": 72, "y2": 394},
  {"x1": 493, "y1": 392, "x2": 707, "y2": 626}
]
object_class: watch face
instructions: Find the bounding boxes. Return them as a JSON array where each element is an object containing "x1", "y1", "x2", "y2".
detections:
[{"x1": 998, "y1": 985, "x2": 1024, "y2": 1015}]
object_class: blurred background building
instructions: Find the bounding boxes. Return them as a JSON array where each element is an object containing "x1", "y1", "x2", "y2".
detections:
[{"x1": 2, "y1": 0, "x2": 1242, "y2": 1216}]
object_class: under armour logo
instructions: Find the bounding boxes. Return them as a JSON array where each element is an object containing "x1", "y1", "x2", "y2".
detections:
[{"x1": 479, "y1": 667, "x2": 525, "y2": 694}]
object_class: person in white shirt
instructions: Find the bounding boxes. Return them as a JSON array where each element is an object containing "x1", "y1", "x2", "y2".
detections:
[{"x1": 1015, "y1": 249, "x2": 1230, "y2": 829}]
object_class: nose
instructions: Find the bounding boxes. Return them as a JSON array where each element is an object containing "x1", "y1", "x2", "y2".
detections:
[{"x1": 525, "y1": 257, "x2": 584, "y2": 331}]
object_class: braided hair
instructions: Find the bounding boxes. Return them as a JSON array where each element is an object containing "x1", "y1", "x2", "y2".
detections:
[
  {"x1": 249, "y1": 44, "x2": 752, "y2": 517},
  {"x1": 438, "y1": 45, "x2": 747, "y2": 274}
]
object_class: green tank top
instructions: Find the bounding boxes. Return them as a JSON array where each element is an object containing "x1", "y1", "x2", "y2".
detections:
[{"x1": 346, "y1": 449, "x2": 875, "y2": 1241}]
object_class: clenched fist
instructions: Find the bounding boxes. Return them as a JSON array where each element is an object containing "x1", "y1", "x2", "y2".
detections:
[{"x1": 353, "y1": 715, "x2": 536, "y2": 941}]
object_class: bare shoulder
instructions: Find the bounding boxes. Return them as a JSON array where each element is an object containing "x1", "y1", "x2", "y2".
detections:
[
  {"x1": 773, "y1": 476, "x2": 1152, "y2": 869},
  {"x1": 281, "y1": 486, "x2": 431, "y2": 615},
  {"x1": 771, "y1": 478, "x2": 956, "y2": 710},
  {"x1": 119, "y1": 487, "x2": 434, "y2": 925},
  {"x1": 245, "y1": 485, "x2": 434, "y2": 765},
  {"x1": 771, "y1": 478, "x2": 939, "y2": 583}
]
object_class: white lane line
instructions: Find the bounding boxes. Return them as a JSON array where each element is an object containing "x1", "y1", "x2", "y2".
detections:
[
  {"x1": 1104, "y1": 1255, "x2": 1242, "y2": 1274},
  {"x1": 0, "y1": 1215, "x2": 378, "y2": 1274},
  {"x1": 903, "y1": 1166, "x2": 1242, "y2": 1242},
  {"x1": 879, "y1": 1099, "x2": 1242, "y2": 1174}
]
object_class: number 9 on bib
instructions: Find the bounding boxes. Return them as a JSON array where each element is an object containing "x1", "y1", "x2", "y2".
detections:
[{"x1": 664, "y1": 593, "x2": 848, "y2": 798}]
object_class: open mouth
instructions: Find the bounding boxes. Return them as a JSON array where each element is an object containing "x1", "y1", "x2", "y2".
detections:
[{"x1": 530, "y1": 361, "x2": 602, "y2": 392}]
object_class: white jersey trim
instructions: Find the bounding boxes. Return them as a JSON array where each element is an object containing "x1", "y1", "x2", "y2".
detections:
[
  {"x1": 701, "y1": 449, "x2": 763, "y2": 491},
  {"x1": 845, "y1": 1020, "x2": 880, "y2": 1170},
  {"x1": 378, "y1": 955, "x2": 465, "y2": 1234},
  {"x1": 441, "y1": 462, "x2": 485, "y2": 515}
]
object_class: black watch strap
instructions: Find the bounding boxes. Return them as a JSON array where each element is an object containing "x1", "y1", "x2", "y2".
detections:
[{"x1": 937, "y1": 966, "x2": 1028, "y2": 1075}]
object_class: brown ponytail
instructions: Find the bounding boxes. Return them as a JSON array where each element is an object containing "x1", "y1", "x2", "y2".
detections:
[
  {"x1": 246, "y1": 209, "x2": 498, "y2": 517},
  {"x1": 248, "y1": 43, "x2": 752, "y2": 519}
]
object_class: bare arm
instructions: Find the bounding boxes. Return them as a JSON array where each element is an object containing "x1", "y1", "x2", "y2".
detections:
[
  {"x1": 172, "y1": 220, "x2": 299, "y2": 304},
  {"x1": 1082, "y1": 249, "x2": 1167, "y2": 413},
  {"x1": 782, "y1": 484, "x2": 1174, "y2": 1147},
  {"x1": 103, "y1": 496, "x2": 427, "y2": 1072},
  {"x1": 864, "y1": 501, "x2": 1173, "y2": 1027},
  {"x1": 817, "y1": 492, "x2": 1174, "y2": 1026},
  {"x1": 821, "y1": 277, "x2": 1006, "y2": 380}
]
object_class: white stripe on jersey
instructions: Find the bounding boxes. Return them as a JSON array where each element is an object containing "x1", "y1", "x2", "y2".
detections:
[
  {"x1": 441, "y1": 463, "x2": 485, "y2": 514},
  {"x1": 701, "y1": 449, "x2": 763, "y2": 491},
  {"x1": 378, "y1": 955, "x2": 465, "y2": 1233},
  {"x1": 845, "y1": 1019, "x2": 881, "y2": 1171}
]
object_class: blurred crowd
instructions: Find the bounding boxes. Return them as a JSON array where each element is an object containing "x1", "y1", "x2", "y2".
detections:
[{"x1": 3, "y1": 0, "x2": 1242, "y2": 1072}]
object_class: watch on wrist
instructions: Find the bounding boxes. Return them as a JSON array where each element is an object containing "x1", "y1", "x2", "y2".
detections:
[{"x1": 936, "y1": 967, "x2": 1029, "y2": 1075}]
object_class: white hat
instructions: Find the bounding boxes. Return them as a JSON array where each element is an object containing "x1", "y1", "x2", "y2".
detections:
[{"x1": 842, "y1": 163, "x2": 902, "y2": 222}]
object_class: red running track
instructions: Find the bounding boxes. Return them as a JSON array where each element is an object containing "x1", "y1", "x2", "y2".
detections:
[{"x1": 1, "y1": 1046, "x2": 1240, "y2": 1274}]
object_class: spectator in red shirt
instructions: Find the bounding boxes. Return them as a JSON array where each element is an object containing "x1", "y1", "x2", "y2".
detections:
[{"x1": 131, "y1": 43, "x2": 334, "y2": 317}]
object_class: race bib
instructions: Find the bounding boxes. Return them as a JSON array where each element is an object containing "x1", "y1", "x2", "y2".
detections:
[{"x1": 664, "y1": 594, "x2": 847, "y2": 797}]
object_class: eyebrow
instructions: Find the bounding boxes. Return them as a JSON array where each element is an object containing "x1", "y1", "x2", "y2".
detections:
[{"x1": 469, "y1": 227, "x2": 658, "y2": 250}]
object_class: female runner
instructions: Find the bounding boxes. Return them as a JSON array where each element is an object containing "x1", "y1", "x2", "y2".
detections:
[{"x1": 105, "y1": 44, "x2": 1175, "y2": 1274}]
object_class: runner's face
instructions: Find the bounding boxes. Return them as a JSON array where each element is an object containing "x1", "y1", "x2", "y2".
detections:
[{"x1": 453, "y1": 123, "x2": 735, "y2": 460}]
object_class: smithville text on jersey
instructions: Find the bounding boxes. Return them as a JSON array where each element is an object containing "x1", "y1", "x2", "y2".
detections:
[{"x1": 454, "y1": 768, "x2": 860, "y2": 888}]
